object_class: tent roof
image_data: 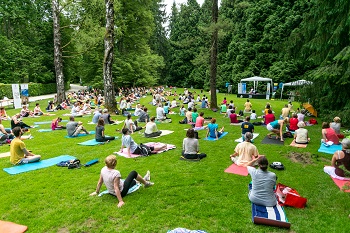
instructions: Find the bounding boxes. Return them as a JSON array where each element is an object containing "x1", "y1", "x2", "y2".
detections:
[
  {"x1": 283, "y1": 80, "x2": 313, "y2": 86},
  {"x1": 240, "y1": 76, "x2": 272, "y2": 82}
]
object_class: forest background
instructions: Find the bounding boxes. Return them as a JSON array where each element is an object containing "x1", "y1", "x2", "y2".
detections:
[{"x1": 0, "y1": 0, "x2": 349, "y2": 123}]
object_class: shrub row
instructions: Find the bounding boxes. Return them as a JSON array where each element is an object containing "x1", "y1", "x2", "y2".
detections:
[{"x1": 0, "y1": 82, "x2": 70, "y2": 99}]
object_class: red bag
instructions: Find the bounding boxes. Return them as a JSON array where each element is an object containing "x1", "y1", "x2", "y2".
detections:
[
  {"x1": 309, "y1": 118, "x2": 318, "y2": 125},
  {"x1": 275, "y1": 183, "x2": 307, "y2": 208}
]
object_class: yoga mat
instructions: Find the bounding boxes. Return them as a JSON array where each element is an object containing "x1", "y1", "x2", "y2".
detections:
[
  {"x1": 65, "y1": 131, "x2": 95, "y2": 138},
  {"x1": 252, "y1": 203, "x2": 291, "y2": 229},
  {"x1": 261, "y1": 136, "x2": 284, "y2": 145},
  {"x1": 0, "y1": 151, "x2": 10, "y2": 158},
  {"x1": 152, "y1": 130, "x2": 174, "y2": 138},
  {"x1": 318, "y1": 143, "x2": 342, "y2": 155},
  {"x1": 98, "y1": 182, "x2": 141, "y2": 196},
  {"x1": 290, "y1": 140, "x2": 307, "y2": 148},
  {"x1": 78, "y1": 137, "x2": 116, "y2": 146},
  {"x1": 3, "y1": 155, "x2": 76, "y2": 175},
  {"x1": 230, "y1": 123, "x2": 243, "y2": 126},
  {"x1": 34, "y1": 120, "x2": 68, "y2": 125},
  {"x1": 330, "y1": 176, "x2": 350, "y2": 192},
  {"x1": 204, "y1": 132, "x2": 228, "y2": 141},
  {"x1": 224, "y1": 163, "x2": 249, "y2": 176},
  {"x1": 87, "y1": 122, "x2": 96, "y2": 125},
  {"x1": 115, "y1": 143, "x2": 176, "y2": 158},
  {"x1": 234, "y1": 133, "x2": 259, "y2": 143},
  {"x1": 38, "y1": 129, "x2": 53, "y2": 132},
  {"x1": 0, "y1": 220, "x2": 28, "y2": 233}
]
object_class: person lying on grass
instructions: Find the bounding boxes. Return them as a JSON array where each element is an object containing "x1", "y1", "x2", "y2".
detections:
[
  {"x1": 206, "y1": 118, "x2": 224, "y2": 140},
  {"x1": 230, "y1": 132, "x2": 258, "y2": 167},
  {"x1": 324, "y1": 138, "x2": 350, "y2": 181},
  {"x1": 120, "y1": 128, "x2": 167, "y2": 157},
  {"x1": 266, "y1": 117, "x2": 289, "y2": 142},
  {"x1": 182, "y1": 128, "x2": 206, "y2": 160},
  {"x1": 247, "y1": 156, "x2": 277, "y2": 207},
  {"x1": 10, "y1": 127, "x2": 41, "y2": 165},
  {"x1": 66, "y1": 116, "x2": 89, "y2": 137},
  {"x1": 96, "y1": 118, "x2": 115, "y2": 142},
  {"x1": 89, "y1": 155, "x2": 153, "y2": 208}
]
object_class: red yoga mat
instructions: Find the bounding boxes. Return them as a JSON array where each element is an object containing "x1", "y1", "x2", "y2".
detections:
[
  {"x1": 224, "y1": 163, "x2": 249, "y2": 176},
  {"x1": 331, "y1": 177, "x2": 350, "y2": 193}
]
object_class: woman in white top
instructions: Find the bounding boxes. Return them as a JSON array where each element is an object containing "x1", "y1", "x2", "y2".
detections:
[
  {"x1": 294, "y1": 121, "x2": 310, "y2": 144},
  {"x1": 144, "y1": 117, "x2": 161, "y2": 138},
  {"x1": 123, "y1": 114, "x2": 143, "y2": 134}
]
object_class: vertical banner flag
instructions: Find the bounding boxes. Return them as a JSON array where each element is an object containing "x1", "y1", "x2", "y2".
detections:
[{"x1": 12, "y1": 84, "x2": 21, "y2": 109}]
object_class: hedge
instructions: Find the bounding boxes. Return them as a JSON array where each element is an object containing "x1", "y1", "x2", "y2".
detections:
[{"x1": 0, "y1": 82, "x2": 70, "y2": 99}]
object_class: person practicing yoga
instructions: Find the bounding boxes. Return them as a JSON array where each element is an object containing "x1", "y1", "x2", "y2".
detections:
[
  {"x1": 120, "y1": 128, "x2": 166, "y2": 157},
  {"x1": 96, "y1": 118, "x2": 115, "y2": 142},
  {"x1": 10, "y1": 127, "x2": 41, "y2": 165},
  {"x1": 101, "y1": 109, "x2": 115, "y2": 125},
  {"x1": 324, "y1": 138, "x2": 350, "y2": 180},
  {"x1": 0, "y1": 119, "x2": 14, "y2": 143},
  {"x1": 244, "y1": 99, "x2": 252, "y2": 112},
  {"x1": 241, "y1": 116, "x2": 254, "y2": 141},
  {"x1": 330, "y1": 116, "x2": 344, "y2": 139},
  {"x1": 194, "y1": 112, "x2": 207, "y2": 130},
  {"x1": 123, "y1": 114, "x2": 143, "y2": 134},
  {"x1": 264, "y1": 109, "x2": 275, "y2": 125},
  {"x1": 0, "y1": 107, "x2": 9, "y2": 120},
  {"x1": 144, "y1": 117, "x2": 162, "y2": 138},
  {"x1": 287, "y1": 114, "x2": 299, "y2": 132},
  {"x1": 247, "y1": 156, "x2": 277, "y2": 207},
  {"x1": 266, "y1": 118, "x2": 289, "y2": 142},
  {"x1": 51, "y1": 117, "x2": 66, "y2": 130},
  {"x1": 33, "y1": 103, "x2": 44, "y2": 116},
  {"x1": 66, "y1": 116, "x2": 89, "y2": 137},
  {"x1": 182, "y1": 128, "x2": 206, "y2": 160},
  {"x1": 89, "y1": 155, "x2": 153, "y2": 208},
  {"x1": 11, "y1": 113, "x2": 32, "y2": 129},
  {"x1": 230, "y1": 132, "x2": 259, "y2": 166},
  {"x1": 206, "y1": 118, "x2": 224, "y2": 140},
  {"x1": 294, "y1": 121, "x2": 310, "y2": 144},
  {"x1": 321, "y1": 122, "x2": 340, "y2": 145}
]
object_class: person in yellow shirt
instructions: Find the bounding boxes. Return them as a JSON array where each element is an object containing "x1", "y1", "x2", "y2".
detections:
[{"x1": 10, "y1": 127, "x2": 41, "y2": 165}]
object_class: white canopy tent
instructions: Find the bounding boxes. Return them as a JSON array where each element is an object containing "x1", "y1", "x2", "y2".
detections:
[
  {"x1": 280, "y1": 80, "x2": 313, "y2": 99},
  {"x1": 240, "y1": 76, "x2": 273, "y2": 93}
]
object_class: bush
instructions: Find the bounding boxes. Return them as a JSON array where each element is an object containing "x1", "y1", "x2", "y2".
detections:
[{"x1": 0, "y1": 82, "x2": 70, "y2": 99}]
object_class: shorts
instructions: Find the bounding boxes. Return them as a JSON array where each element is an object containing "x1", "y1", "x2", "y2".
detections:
[{"x1": 266, "y1": 124, "x2": 274, "y2": 131}]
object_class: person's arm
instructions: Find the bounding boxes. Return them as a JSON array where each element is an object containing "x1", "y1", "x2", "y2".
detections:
[
  {"x1": 196, "y1": 139, "x2": 200, "y2": 153},
  {"x1": 206, "y1": 128, "x2": 209, "y2": 138},
  {"x1": 0, "y1": 125, "x2": 7, "y2": 134},
  {"x1": 322, "y1": 129, "x2": 327, "y2": 141},
  {"x1": 246, "y1": 156, "x2": 259, "y2": 167},
  {"x1": 12, "y1": 116, "x2": 19, "y2": 124},
  {"x1": 294, "y1": 131, "x2": 297, "y2": 139},
  {"x1": 215, "y1": 129, "x2": 218, "y2": 140},
  {"x1": 22, "y1": 148, "x2": 35, "y2": 157},
  {"x1": 129, "y1": 122, "x2": 134, "y2": 134},
  {"x1": 331, "y1": 152, "x2": 339, "y2": 167},
  {"x1": 230, "y1": 152, "x2": 239, "y2": 158},
  {"x1": 89, "y1": 175, "x2": 104, "y2": 196},
  {"x1": 113, "y1": 177, "x2": 124, "y2": 208}
]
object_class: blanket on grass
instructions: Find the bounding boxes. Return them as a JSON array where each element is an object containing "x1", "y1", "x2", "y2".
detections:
[
  {"x1": 204, "y1": 132, "x2": 228, "y2": 141},
  {"x1": 115, "y1": 143, "x2": 176, "y2": 158}
]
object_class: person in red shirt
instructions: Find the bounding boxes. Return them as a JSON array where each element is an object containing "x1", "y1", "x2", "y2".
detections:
[
  {"x1": 230, "y1": 110, "x2": 243, "y2": 124},
  {"x1": 322, "y1": 122, "x2": 340, "y2": 145},
  {"x1": 288, "y1": 114, "x2": 299, "y2": 131},
  {"x1": 194, "y1": 112, "x2": 207, "y2": 130},
  {"x1": 264, "y1": 109, "x2": 275, "y2": 125}
]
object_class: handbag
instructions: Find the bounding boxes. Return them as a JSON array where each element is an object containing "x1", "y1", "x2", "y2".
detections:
[{"x1": 275, "y1": 183, "x2": 307, "y2": 208}]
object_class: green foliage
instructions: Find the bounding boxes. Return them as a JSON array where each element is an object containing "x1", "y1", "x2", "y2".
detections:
[{"x1": 0, "y1": 82, "x2": 70, "y2": 99}]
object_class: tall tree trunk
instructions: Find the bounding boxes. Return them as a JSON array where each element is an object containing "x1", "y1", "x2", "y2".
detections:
[
  {"x1": 103, "y1": 0, "x2": 116, "y2": 111},
  {"x1": 210, "y1": 0, "x2": 219, "y2": 109},
  {"x1": 52, "y1": 0, "x2": 65, "y2": 104}
]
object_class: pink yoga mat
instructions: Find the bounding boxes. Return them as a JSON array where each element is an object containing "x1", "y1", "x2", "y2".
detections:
[
  {"x1": 224, "y1": 163, "x2": 249, "y2": 176},
  {"x1": 331, "y1": 177, "x2": 350, "y2": 193}
]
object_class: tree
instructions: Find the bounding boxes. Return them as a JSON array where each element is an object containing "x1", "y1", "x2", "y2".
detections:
[
  {"x1": 103, "y1": 0, "x2": 116, "y2": 111},
  {"x1": 52, "y1": 0, "x2": 65, "y2": 103},
  {"x1": 209, "y1": 0, "x2": 219, "y2": 109}
]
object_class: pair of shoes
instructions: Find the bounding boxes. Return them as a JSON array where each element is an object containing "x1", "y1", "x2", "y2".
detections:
[
  {"x1": 144, "y1": 181, "x2": 154, "y2": 188},
  {"x1": 143, "y1": 170, "x2": 150, "y2": 181}
]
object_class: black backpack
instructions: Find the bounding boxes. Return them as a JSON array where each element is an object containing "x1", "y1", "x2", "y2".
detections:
[{"x1": 283, "y1": 131, "x2": 294, "y2": 138}]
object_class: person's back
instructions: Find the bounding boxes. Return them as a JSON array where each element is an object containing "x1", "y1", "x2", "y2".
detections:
[
  {"x1": 297, "y1": 113, "x2": 305, "y2": 122},
  {"x1": 66, "y1": 121, "x2": 78, "y2": 136},
  {"x1": 281, "y1": 106, "x2": 290, "y2": 118},
  {"x1": 325, "y1": 128, "x2": 339, "y2": 144},
  {"x1": 330, "y1": 122, "x2": 341, "y2": 135},
  {"x1": 195, "y1": 116, "x2": 204, "y2": 127},
  {"x1": 92, "y1": 111, "x2": 101, "y2": 124},
  {"x1": 241, "y1": 121, "x2": 254, "y2": 134},
  {"x1": 95, "y1": 125, "x2": 104, "y2": 141},
  {"x1": 138, "y1": 110, "x2": 149, "y2": 122},
  {"x1": 265, "y1": 113, "x2": 275, "y2": 125},
  {"x1": 192, "y1": 112, "x2": 199, "y2": 123},
  {"x1": 248, "y1": 167, "x2": 277, "y2": 206},
  {"x1": 10, "y1": 137, "x2": 25, "y2": 165},
  {"x1": 186, "y1": 110, "x2": 192, "y2": 122},
  {"x1": 208, "y1": 123, "x2": 218, "y2": 138},
  {"x1": 156, "y1": 106, "x2": 165, "y2": 120},
  {"x1": 235, "y1": 141, "x2": 258, "y2": 165},
  {"x1": 289, "y1": 117, "x2": 298, "y2": 131},
  {"x1": 295, "y1": 128, "x2": 308, "y2": 143},
  {"x1": 183, "y1": 137, "x2": 198, "y2": 154},
  {"x1": 100, "y1": 113, "x2": 109, "y2": 125},
  {"x1": 230, "y1": 113, "x2": 238, "y2": 123}
]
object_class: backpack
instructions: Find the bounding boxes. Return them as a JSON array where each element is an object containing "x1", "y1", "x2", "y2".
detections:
[
  {"x1": 283, "y1": 131, "x2": 294, "y2": 138},
  {"x1": 309, "y1": 118, "x2": 317, "y2": 125},
  {"x1": 140, "y1": 144, "x2": 152, "y2": 156},
  {"x1": 238, "y1": 110, "x2": 244, "y2": 116}
]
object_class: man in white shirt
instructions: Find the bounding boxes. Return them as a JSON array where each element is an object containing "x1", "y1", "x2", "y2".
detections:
[{"x1": 156, "y1": 104, "x2": 165, "y2": 120}]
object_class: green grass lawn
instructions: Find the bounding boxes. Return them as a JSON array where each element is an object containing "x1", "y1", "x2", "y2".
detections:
[{"x1": 0, "y1": 89, "x2": 349, "y2": 233}]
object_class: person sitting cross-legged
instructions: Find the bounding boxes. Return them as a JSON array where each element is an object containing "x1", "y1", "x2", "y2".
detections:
[
  {"x1": 96, "y1": 118, "x2": 115, "y2": 142},
  {"x1": 230, "y1": 132, "x2": 259, "y2": 167},
  {"x1": 10, "y1": 127, "x2": 41, "y2": 165},
  {"x1": 182, "y1": 128, "x2": 206, "y2": 160},
  {"x1": 144, "y1": 117, "x2": 162, "y2": 138},
  {"x1": 89, "y1": 155, "x2": 154, "y2": 208}
]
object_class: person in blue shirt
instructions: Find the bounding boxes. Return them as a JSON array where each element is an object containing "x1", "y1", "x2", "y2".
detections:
[
  {"x1": 206, "y1": 118, "x2": 225, "y2": 140},
  {"x1": 163, "y1": 102, "x2": 169, "y2": 116}
]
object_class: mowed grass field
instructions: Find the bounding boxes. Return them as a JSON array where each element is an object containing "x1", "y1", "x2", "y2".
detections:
[{"x1": 0, "y1": 89, "x2": 349, "y2": 233}]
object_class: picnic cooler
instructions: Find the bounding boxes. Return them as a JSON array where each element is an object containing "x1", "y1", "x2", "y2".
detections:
[{"x1": 275, "y1": 183, "x2": 307, "y2": 208}]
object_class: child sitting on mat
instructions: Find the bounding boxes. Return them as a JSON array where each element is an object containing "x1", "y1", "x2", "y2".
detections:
[
  {"x1": 206, "y1": 118, "x2": 224, "y2": 140},
  {"x1": 89, "y1": 155, "x2": 154, "y2": 208},
  {"x1": 10, "y1": 127, "x2": 41, "y2": 165}
]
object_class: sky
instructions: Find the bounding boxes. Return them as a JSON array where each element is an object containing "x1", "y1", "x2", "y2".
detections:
[{"x1": 163, "y1": 0, "x2": 205, "y2": 16}]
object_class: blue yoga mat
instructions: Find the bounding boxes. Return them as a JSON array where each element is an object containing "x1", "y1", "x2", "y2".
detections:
[
  {"x1": 34, "y1": 120, "x2": 68, "y2": 125},
  {"x1": 3, "y1": 155, "x2": 76, "y2": 175},
  {"x1": 38, "y1": 129, "x2": 53, "y2": 132},
  {"x1": 78, "y1": 136, "x2": 116, "y2": 146},
  {"x1": 318, "y1": 143, "x2": 342, "y2": 155},
  {"x1": 204, "y1": 132, "x2": 228, "y2": 141},
  {"x1": 65, "y1": 131, "x2": 95, "y2": 138}
]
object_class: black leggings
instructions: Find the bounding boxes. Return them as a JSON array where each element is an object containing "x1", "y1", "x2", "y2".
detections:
[
  {"x1": 121, "y1": 170, "x2": 138, "y2": 197},
  {"x1": 144, "y1": 131, "x2": 162, "y2": 138},
  {"x1": 182, "y1": 151, "x2": 207, "y2": 160},
  {"x1": 96, "y1": 136, "x2": 115, "y2": 142}
]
